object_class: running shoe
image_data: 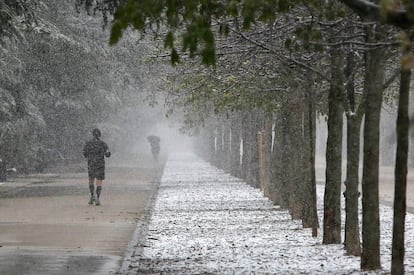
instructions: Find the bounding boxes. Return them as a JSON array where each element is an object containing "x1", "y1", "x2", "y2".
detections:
[
  {"x1": 88, "y1": 196, "x2": 95, "y2": 205},
  {"x1": 95, "y1": 198, "x2": 101, "y2": 206}
]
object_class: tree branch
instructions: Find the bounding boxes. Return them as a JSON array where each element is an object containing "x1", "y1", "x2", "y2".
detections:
[
  {"x1": 339, "y1": 0, "x2": 413, "y2": 29},
  {"x1": 229, "y1": 27, "x2": 330, "y2": 82}
]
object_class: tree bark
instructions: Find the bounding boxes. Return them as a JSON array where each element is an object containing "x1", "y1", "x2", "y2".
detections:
[
  {"x1": 230, "y1": 113, "x2": 242, "y2": 177},
  {"x1": 391, "y1": 61, "x2": 411, "y2": 275},
  {"x1": 323, "y1": 50, "x2": 344, "y2": 244},
  {"x1": 222, "y1": 121, "x2": 231, "y2": 172},
  {"x1": 258, "y1": 112, "x2": 272, "y2": 197},
  {"x1": 215, "y1": 124, "x2": 223, "y2": 168},
  {"x1": 302, "y1": 82, "x2": 319, "y2": 236},
  {"x1": 286, "y1": 90, "x2": 305, "y2": 220},
  {"x1": 245, "y1": 111, "x2": 260, "y2": 188},
  {"x1": 344, "y1": 114, "x2": 362, "y2": 255},
  {"x1": 240, "y1": 112, "x2": 249, "y2": 181},
  {"x1": 270, "y1": 111, "x2": 286, "y2": 207},
  {"x1": 361, "y1": 42, "x2": 385, "y2": 271},
  {"x1": 344, "y1": 51, "x2": 362, "y2": 256}
]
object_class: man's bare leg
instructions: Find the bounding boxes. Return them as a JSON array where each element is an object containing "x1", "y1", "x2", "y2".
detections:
[
  {"x1": 95, "y1": 179, "x2": 103, "y2": 205},
  {"x1": 88, "y1": 177, "x2": 96, "y2": 205}
]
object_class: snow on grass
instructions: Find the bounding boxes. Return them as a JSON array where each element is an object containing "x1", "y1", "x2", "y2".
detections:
[{"x1": 126, "y1": 153, "x2": 414, "y2": 274}]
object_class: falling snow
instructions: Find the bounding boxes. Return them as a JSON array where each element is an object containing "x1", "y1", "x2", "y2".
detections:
[{"x1": 124, "y1": 153, "x2": 414, "y2": 274}]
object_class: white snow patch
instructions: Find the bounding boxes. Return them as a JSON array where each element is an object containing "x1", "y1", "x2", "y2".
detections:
[{"x1": 126, "y1": 153, "x2": 414, "y2": 274}]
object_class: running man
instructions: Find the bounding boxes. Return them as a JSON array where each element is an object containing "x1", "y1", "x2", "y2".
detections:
[
  {"x1": 83, "y1": 128, "x2": 111, "y2": 206},
  {"x1": 147, "y1": 135, "x2": 160, "y2": 161}
]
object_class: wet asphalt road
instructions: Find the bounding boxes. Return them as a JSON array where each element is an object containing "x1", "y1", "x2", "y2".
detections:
[{"x1": 0, "y1": 156, "x2": 164, "y2": 275}]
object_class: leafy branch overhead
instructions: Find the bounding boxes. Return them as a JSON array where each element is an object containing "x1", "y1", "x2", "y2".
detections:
[
  {"x1": 97, "y1": 0, "x2": 414, "y2": 66},
  {"x1": 107, "y1": 0, "x2": 299, "y2": 65}
]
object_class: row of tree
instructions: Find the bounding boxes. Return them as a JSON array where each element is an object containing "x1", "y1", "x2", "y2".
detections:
[
  {"x1": 79, "y1": 0, "x2": 414, "y2": 274},
  {"x1": 0, "y1": 0, "x2": 161, "y2": 172},
  {"x1": 4, "y1": 0, "x2": 414, "y2": 274}
]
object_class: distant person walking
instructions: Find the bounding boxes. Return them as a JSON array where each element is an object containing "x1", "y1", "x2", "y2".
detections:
[
  {"x1": 147, "y1": 135, "x2": 160, "y2": 161},
  {"x1": 83, "y1": 128, "x2": 111, "y2": 206}
]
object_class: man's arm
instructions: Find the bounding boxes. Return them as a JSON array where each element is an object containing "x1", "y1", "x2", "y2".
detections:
[
  {"x1": 82, "y1": 142, "x2": 88, "y2": 158},
  {"x1": 104, "y1": 143, "x2": 111, "y2": 158}
]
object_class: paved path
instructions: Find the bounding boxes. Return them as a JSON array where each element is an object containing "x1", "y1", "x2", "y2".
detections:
[
  {"x1": 0, "y1": 157, "x2": 163, "y2": 275},
  {"x1": 124, "y1": 153, "x2": 414, "y2": 274},
  {"x1": 2, "y1": 153, "x2": 412, "y2": 274}
]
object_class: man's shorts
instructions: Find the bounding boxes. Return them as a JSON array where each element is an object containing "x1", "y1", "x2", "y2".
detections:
[{"x1": 88, "y1": 162, "x2": 105, "y2": 180}]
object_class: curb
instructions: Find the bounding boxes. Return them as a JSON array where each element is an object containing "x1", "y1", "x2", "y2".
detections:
[{"x1": 117, "y1": 165, "x2": 164, "y2": 274}]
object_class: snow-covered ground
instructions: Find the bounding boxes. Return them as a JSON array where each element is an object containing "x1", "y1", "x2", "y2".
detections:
[{"x1": 125, "y1": 153, "x2": 414, "y2": 274}]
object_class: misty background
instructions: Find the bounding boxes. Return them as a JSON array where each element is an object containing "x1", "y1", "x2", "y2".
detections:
[{"x1": 0, "y1": 0, "x2": 409, "y2": 174}]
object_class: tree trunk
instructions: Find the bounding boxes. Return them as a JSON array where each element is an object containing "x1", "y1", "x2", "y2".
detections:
[
  {"x1": 270, "y1": 111, "x2": 286, "y2": 207},
  {"x1": 302, "y1": 82, "x2": 319, "y2": 237},
  {"x1": 258, "y1": 113, "x2": 272, "y2": 197},
  {"x1": 240, "y1": 112, "x2": 248, "y2": 180},
  {"x1": 323, "y1": 50, "x2": 344, "y2": 244},
  {"x1": 258, "y1": 131, "x2": 265, "y2": 188},
  {"x1": 222, "y1": 121, "x2": 231, "y2": 172},
  {"x1": 208, "y1": 126, "x2": 216, "y2": 162},
  {"x1": 245, "y1": 111, "x2": 260, "y2": 188},
  {"x1": 286, "y1": 90, "x2": 304, "y2": 219},
  {"x1": 344, "y1": 114, "x2": 362, "y2": 255},
  {"x1": 230, "y1": 114, "x2": 242, "y2": 177},
  {"x1": 391, "y1": 63, "x2": 411, "y2": 275},
  {"x1": 197, "y1": 126, "x2": 216, "y2": 162},
  {"x1": 361, "y1": 43, "x2": 385, "y2": 271},
  {"x1": 215, "y1": 124, "x2": 223, "y2": 168},
  {"x1": 344, "y1": 51, "x2": 362, "y2": 256}
]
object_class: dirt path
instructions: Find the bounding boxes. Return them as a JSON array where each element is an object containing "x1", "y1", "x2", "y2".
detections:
[{"x1": 0, "y1": 156, "x2": 164, "y2": 275}]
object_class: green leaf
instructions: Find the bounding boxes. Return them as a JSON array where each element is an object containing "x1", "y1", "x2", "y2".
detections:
[
  {"x1": 132, "y1": 12, "x2": 145, "y2": 30},
  {"x1": 284, "y1": 38, "x2": 292, "y2": 49},
  {"x1": 278, "y1": 0, "x2": 290, "y2": 13},
  {"x1": 171, "y1": 47, "x2": 180, "y2": 65},
  {"x1": 242, "y1": 14, "x2": 254, "y2": 30},
  {"x1": 109, "y1": 21, "x2": 123, "y2": 45},
  {"x1": 227, "y1": 0, "x2": 239, "y2": 17},
  {"x1": 201, "y1": 47, "x2": 215, "y2": 66},
  {"x1": 185, "y1": 29, "x2": 198, "y2": 58},
  {"x1": 314, "y1": 43, "x2": 323, "y2": 52},
  {"x1": 203, "y1": 28, "x2": 214, "y2": 46},
  {"x1": 183, "y1": 0, "x2": 197, "y2": 20},
  {"x1": 165, "y1": 31, "x2": 174, "y2": 49}
]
